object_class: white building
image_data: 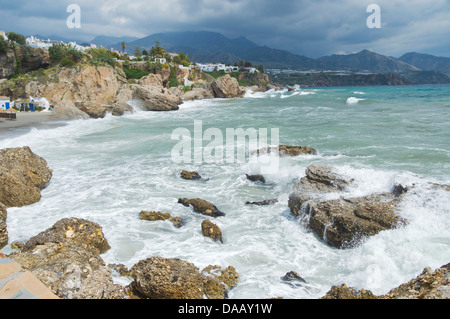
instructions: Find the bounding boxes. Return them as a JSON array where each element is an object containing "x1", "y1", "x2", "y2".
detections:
[
  {"x1": 0, "y1": 31, "x2": 7, "y2": 41},
  {"x1": 197, "y1": 63, "x2": 239, "y2": 73},
  {"x1": 0, "y1": 96, "x2": 11, "y2": 111}
]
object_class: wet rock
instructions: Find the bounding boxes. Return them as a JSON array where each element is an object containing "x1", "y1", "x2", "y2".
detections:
[
  {"x1": 211, "y1": 74, "x2": 246, "y2": 98},
  {"x1": 129, "y1": 257, "x2": 206, "y2": 299},
  {"x1": 306, "y1": 193, "x2": 406, "y2": 249},
  {"x1": 182, "y1": 87, "x2": 214, "y2": 101},
  {"x1": 391, "y1": 184, "x2": 409, "y2": 197},
  {"x1": 22, "y1": 217, "x2": 111, "y2": 255},
  {"x1": 0, "y1": 146, "x2": 53, "y2": 208},
  {"x1": 253, "y1": 145, "x2": 318, "y2": 157},
  {"x1": 322, "y1": 263, "x2": 450, "y2": 299},
  {"x1": 322, "y1": 284, "x2": 377, "y2": 299},
  {"x1": 201, "y1": 220, "x2": 223, "y2": 243},
  {"x1": 132, "y1": 84, "x2": 180, "y2": 111},
  {"x1": 181, "y1": 170, "x2": 202, "y2": 180},
  {"x1": 10, "y1": 218, "x2": 128, "y2": 299},
  {"x1": 75, "y1": 101, "x2": 109, "y2": 119},
  {"x1": 0, "y1": 203, "x2": 7, "y2": 249},
  {"x1": 139, "y1": 210, "x2": 185, "y2": 228},
  {"x1": 178, "y1": 198, "x2": 225, "y2": 217},
  {"x1": 281, "y1": 271, "x2": 307, "y2": 287},
  {"x1": 288, "y1": 164, "x2": 353, "y2": 217},
  {"x1": 245, "y1": 199, "x2": 278, "y2": 206},
  {"x1": 246, "y1": 174, "x2": 266, "y2": 184},
  {"x1": 201, "y1": 265, "x2": 239, "y2": 299}
]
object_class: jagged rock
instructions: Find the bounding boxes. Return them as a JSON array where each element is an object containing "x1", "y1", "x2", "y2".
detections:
[
  {"x1": 129, "y1": 257, "x2": 238, "y2": 299},
  {"x1": 253, "y1": 145, "x2": 318, "y2": 157},
  {"x1": 302, "y1": 193, "x2": 406, "y2": 249},
  {"x1": 322, "y1": 263, "x2": 450, "y2": 299},
  {"x1": 129, "y1": 257, "x2": 206, "y2": 299},
  {"x1": 288, "y1": 164, "x2": 353, "y2": 217},
  {"x1": 0, "y1": 146, "x2": 52, "y2": 208},
  {"x1": 289, "y1": 164, "x2": 406, "y2": 249},
  {"x1": 10, "y1": 218, "x2": 127, "y2": 299},
  {"x1": 245, "y1": 199, "x2": 278, "y2": 206},
  {"x1": 0, "y1": 48, "x2": 17, "y2": 79},
  {"x1": 181, "y1": 170, "x2": 202, "y2": 180},
  {"x1": 201, "y1": 220, "x2": 223, "y2": 243},
  {"x1": 22, "y1": 217, "x2": 111, "y2": 255},
  {"x1": 201, "y1": 265, "x2": 239, "y2": 299},
  {"x1": 211, "y1": 74, "x2": 246, "y2": 98},
  {"x1": 178, "y1": 198, "x2": 225, "y2": 217},
  {"x1": 0, "y1": 203, "x2": 7, "y2": 249},
  {"x1": 321, "y1": 284, "x2": 377, "y2": 299},
  {"x1": 139, "y1": 210, "x2": 185, "y2": 228},
  {"x1": 246, "y1": 174, "x2": 266, "y2": 183}
]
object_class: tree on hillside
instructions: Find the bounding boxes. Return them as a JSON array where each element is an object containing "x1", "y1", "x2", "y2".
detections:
[
  {"x1": 121, "y1": 42, "x2": 126, "y2": 53},
  {"x1": 7, "y1": 32, "x2": 26, "y2": 45},
  {"x1": 150, "y1": 40, "x2": 165, "y2": 58}
]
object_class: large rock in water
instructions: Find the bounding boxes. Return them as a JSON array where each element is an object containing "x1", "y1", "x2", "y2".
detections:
[
  {"x1": 178, "y1": 198, "x2": 225, "y2": 217},
  {"x1": 131, "y1": 84, "x2": 180, "y2": 111},
  {"x1": 129, "y1": 257, "x2": 239, "y2": 299},
  {"x1": 211, "y1": 74, "x2": 246, "y2": 98},
  {"x1": 0, "y1": 147, "x2": 52, "y2": 208},
  {"x1": 0, "y1": 203, "x2": 7, "y2": 249},
  {"x1": 288, "y1": 164, "x2": 406, "y2": 249},
  {"x1": 253, "y1": 145, "x2": 318, "y2": 157},
  {"x1": 10, "y1": 217, "x2": 127, "y2": 299}
]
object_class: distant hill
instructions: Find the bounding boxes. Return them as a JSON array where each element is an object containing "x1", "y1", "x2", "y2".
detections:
[
  {"x1": 316, "y1": 49, "x2": 419, "y2": 73},
  {"x1": 397, "y1": 52, "x2": 450, "y2": 76},
  {"x1": 91, "y1": 35, "x2": 139, "y2": 49}
]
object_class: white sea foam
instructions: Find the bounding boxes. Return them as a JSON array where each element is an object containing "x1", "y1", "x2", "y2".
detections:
[{"x1": 346, "y1": 97, "x2": 366, "y2": 104}]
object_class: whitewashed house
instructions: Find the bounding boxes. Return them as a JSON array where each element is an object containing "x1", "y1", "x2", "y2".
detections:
[{"x1": 0, "y1": 96, "x2": 11, "y2": 110}]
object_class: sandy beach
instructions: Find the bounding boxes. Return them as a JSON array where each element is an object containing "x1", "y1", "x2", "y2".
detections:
[{"x1": 0, "y1": 111, "x2": 66, "y2": 135}]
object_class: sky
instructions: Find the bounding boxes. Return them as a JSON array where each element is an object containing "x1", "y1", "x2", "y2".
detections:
[{"x1": 0, "y1": 0, "x2": 449, "y2": 58}]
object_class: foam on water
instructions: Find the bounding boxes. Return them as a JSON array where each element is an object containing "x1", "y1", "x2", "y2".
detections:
[{"x1": 1, "y1": 84, "x2": 449, "y2": 299}]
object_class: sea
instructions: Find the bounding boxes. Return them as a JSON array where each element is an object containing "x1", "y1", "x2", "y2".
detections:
[{"x1": 1, "y1": 84, "x2": 449, "y2": 299}]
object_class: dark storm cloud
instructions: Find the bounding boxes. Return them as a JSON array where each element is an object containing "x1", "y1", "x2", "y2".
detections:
[{"x1": 0, "y1": 0, "x2": 449, "y2": 57}]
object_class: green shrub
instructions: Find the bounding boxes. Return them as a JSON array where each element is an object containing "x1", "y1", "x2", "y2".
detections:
[
  {"x1": 123, "y1": 67, "x2": 149, "y2": 79},
  {"x1": 0, "y1": 38, "x2": 8, "y2": 54},
  {"x1": 88, "y1": 47, "x2": 117, "y2": 68},
  {"x1": 60, "y1": 57, "x2": 75, "y2": 67}
]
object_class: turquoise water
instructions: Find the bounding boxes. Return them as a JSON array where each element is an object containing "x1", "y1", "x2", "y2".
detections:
[{"x1": 1, "y1": 85, "x2": 449, "y2": 298}]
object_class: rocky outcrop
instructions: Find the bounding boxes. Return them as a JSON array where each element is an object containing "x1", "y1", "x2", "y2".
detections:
[
  {"x1": 180, "y1": 170, "x2": 202, "y2": 180},
  {"x1": 322, "y1": 263, "x2": 450, "y2": 299},
  {"x1": 0, "y1": 147, "x2": 52, "y2": 208},
  {"x1": 139, "y1": 210, "x2": 185, "y2": 228},
  {"x1": 129, "y1": 257, "x2": 238, "y2": 299},
  {"x1": 182, "y1": 88, "x2": 215, "y2": 101},
  {"x1": 10, "y1": 218, "x2": 127, "y2": 299},
  {"x1": 131, "y1": 84, "x2": 180, "y2": 111},
  {"x1": 253, "y1": 145, "x2": 318, "y2": 157},
  {"x1": 288, "y1": 164, "x2": 406, "y2": 249},
  {"x1": 246, "y1": 174, "x2": 266, "y2": 184},
  {"x1": 0, "y1": 49, "x2": 17, "y2": 79},
  {"x1": 178, "y1": 198, "x2": 225, "y2": 217},
  {"x1": 0, "y1": 203, "x2": 7, "y2": 249},
  {"x1": 211, "y1": 74, "x2": 246, "y2": 98},
  {"x1": 245, "y1": 199, "x2": 278, "y2": 206},
  {"x1": 201, "y1": 220, "x2": 223, "y2": 243}
]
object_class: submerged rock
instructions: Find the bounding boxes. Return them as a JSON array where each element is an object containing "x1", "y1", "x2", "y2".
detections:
[
  {"x1": 245, "y1": 199, "x2": 278, "y2": 206},
  {"x1": 0, "y1": 146, "x2": 53, "y2": 208},
  {"x1": 201, "y1": 265, "x2": 239, "y2": 299},
  {"x1": 246, "y1": 174, "x2": 266, "y2": 184},
  {"x1": 178, "y1": 198, "x2": 225, "y2": 217},
  {"x1": 201, "y1": 220, "x2": 223, "y2": 243},
  {"x1": 139, "y1": 210, "x2": 185, "y2": 228},
  {"x1": 253, "y1": 145, "x2": 318, "y2": 157},
  {"x1": 0, "y1": 203, "x2": 7, "y2": 249}
]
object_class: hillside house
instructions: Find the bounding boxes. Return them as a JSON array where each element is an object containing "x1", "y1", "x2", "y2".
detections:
[{"x1": 0, "y1": 96, "x2": 11, "y2": 110}]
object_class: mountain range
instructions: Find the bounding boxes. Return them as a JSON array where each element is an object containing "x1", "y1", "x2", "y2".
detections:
[{"x1": 35, "y1": 31, "x2": 450, "y2": 80}]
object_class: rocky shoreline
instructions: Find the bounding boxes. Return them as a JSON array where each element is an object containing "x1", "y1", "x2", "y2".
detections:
[{"x1": 0, "y1": 146, "x2": 449, "y2": 299}]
